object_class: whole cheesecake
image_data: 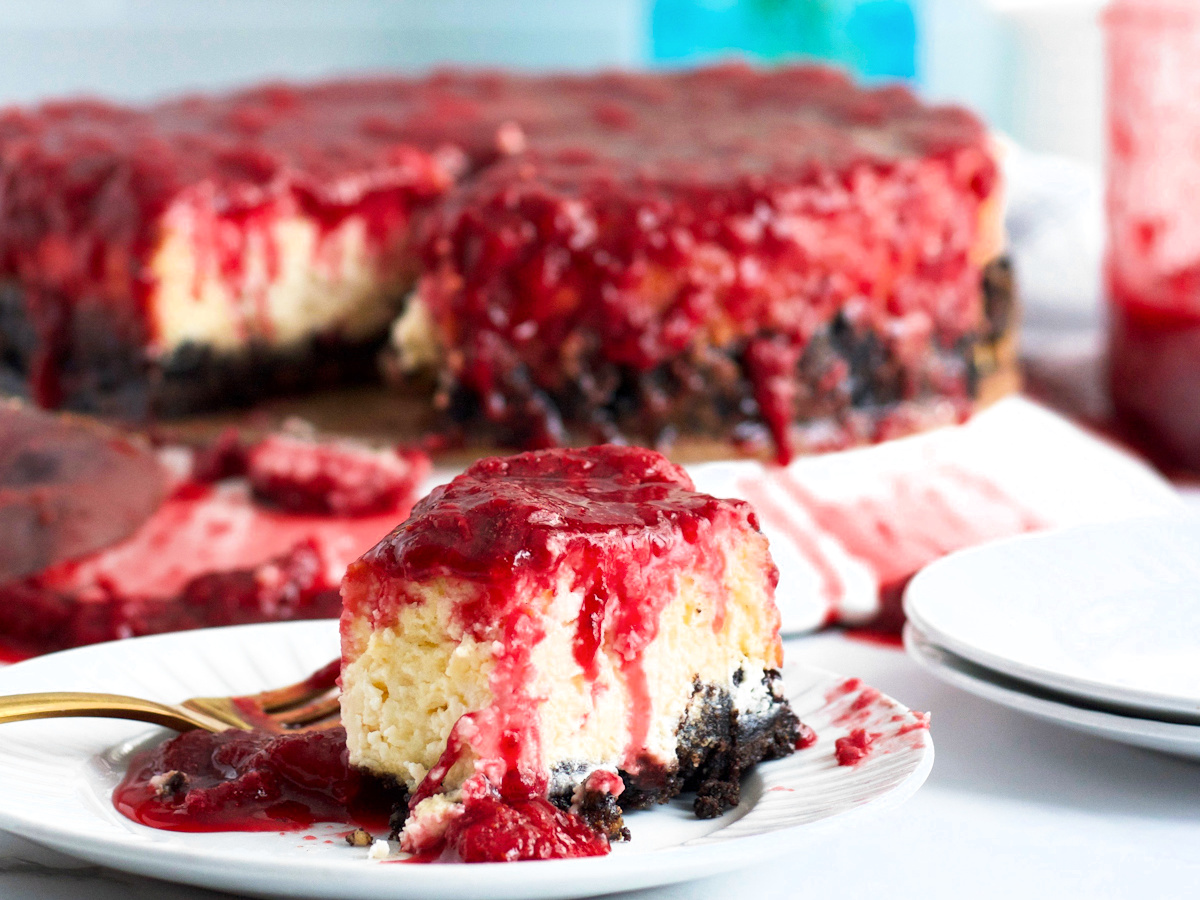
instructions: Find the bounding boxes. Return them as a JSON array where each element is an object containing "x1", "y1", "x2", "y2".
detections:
[
  {"x1": 0, "y1": 66, "x2": 1013, "y2": 462},
  {"x1": 339, "y1": 444, "x2": 801, "y2": 861}
]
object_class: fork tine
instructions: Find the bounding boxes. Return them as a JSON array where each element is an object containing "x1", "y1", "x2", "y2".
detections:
[
  {"x1": 270, "y1": 692, "x2": 341, "y2": 730},
  {"x1": 179, "y1": 696, "x2": 256, "y2": 731},
  {"x1": 246, "y1": 659, "x2": 340, "y2": 713},
  {"x1": 183, "y1": 660, "x2": 342, "y2": 733}
]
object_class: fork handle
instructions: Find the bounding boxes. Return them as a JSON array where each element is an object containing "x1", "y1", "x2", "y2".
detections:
[{"x1": 0, "y1": 692, "x2": 222, "y2": 732}]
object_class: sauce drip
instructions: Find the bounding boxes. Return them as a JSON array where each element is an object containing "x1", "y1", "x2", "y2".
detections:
[
  {"x1": 824, "y1": 678, "x2": 930, "y2": 767},
  {"x1": 834, "y1": 729, "x2": 878, "y2": 767}
]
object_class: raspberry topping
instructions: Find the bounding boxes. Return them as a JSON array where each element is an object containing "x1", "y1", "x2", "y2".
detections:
[{"x1": 247, "y1": 435, "x2": 429, "y2": 517}]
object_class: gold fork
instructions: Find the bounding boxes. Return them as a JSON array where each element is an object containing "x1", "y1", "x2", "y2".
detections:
[{"x1": 0, "y1": 659, "x2": 341, "y2": 734}]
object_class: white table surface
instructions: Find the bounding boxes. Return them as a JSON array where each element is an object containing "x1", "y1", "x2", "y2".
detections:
[{"x1": 1, "y1": 631, "x2": 1197, "y2": 900}]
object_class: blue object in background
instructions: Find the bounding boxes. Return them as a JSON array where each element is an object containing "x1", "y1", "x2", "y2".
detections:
[{"x1": 650, "y1": 0, "x2": 917, "y2": 82}]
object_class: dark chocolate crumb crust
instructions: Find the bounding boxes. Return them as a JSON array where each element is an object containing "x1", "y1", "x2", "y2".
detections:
[
  {"x1": 0, "y1": 281, "x2": 386, "y2": 418},
  {"x1": 542, "y1": 667, "x2": 800, "y2": 838},
  {"x1": 428, "y1": 256, "x2": 1015, "y2": 454},
  {"x1": 574, "y1": 789, "x2": 632, "y2": 844},
  {"x1": 617, "y1": 669, "x2": 801, "y2": 820}
]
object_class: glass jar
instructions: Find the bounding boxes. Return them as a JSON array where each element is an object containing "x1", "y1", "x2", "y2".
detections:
[{"x1": 1105, "y1": 0, "x2": 1200, "y2": 469}]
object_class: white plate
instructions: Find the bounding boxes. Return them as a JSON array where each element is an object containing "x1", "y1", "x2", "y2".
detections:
[
  {"x1": 0, "y1": 621, "x2": 932, "y2": 900},
  {"x1": 903, "y1": 515, "x2": 1200, "y2": 721},
  {"x1": 904, "y1": 623, "x2": 1200, "y2": 761}
]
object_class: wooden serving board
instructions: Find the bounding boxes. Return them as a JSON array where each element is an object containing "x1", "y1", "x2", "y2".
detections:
[{"x1": 161, "y1": 339, "x2": 1021, "y2": 468}]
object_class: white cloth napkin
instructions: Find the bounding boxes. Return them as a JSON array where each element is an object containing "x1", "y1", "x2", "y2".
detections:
[{"x1": 687, "y1": 397, "x2": 1183, "y2": 633}]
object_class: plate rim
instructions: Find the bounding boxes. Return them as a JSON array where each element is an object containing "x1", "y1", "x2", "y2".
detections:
[
  {"x1": 0, "y1": 620, "x2": 934, "y2": 900},
  {"x1": 902, "y1": 622, "x2": 1200, "y2": 758},
  {"x1": 903, "y1": 514, "x2": 1200, "y2": 720}
]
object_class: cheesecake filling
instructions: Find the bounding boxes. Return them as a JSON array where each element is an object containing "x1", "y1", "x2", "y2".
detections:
[
  {"x1": 341, "y1": 539, "x2": 782, "y2": 798},
  {"x1": 149, "y1": 195, "x2": 413, "y2": 358}
]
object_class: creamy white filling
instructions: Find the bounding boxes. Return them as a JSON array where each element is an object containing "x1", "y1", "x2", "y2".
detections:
[
  {"x1": 147, "y1": 197, "x2": 407, "y2": 357},
  {"x1": 389, "y1": 293, "x2": 443, "y2": 373},
  {"x1": 340, "y1": 527, "x2": 782, "y2": 798},
  {"x1": 400, "y1": 793, "x2": 464, "y2": 854}
]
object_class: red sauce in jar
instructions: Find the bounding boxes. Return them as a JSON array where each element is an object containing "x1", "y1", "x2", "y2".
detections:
[
  {"x1": 1108, "y1": 281, "x2": 1200, "y2": 470},
  {"x1": 1105, "y1": 2, "x2": 1200, "y2": 471}
]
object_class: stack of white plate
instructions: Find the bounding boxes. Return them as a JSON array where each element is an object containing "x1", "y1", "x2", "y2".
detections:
[{"x1": 902, "y1": 515, "x2": 1200, "y2": 760}]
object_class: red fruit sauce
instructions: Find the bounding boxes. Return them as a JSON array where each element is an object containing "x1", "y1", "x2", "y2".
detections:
[
  {"x1": 0, "y1": 530, "x2": 343, "y2": 658},
  {"x1": 113, "y1": 727, "x2": 405, "y2": 833},
  {"x1": 246, "y1": 436, "x2": 430, "y2": 517},
  {"x1": 430, "y1": 776, "x2": 608, "y2": 864},
  {"x1": 7, "y1": 66, "x2": 994, "y2": 464},
  {"x1": 1104, "y1": 3, "x2": 1200, "y2": 473},
  {"x1": 113, "y1": 725, "x2": 611, "y2": 862},
  {"x1": 834, "y1": 729, "x2": 878, "y2": 767},
  {"x1": 417, "y1": 65, "x2": 995, "y2": 463},
  {"x1": 1109, "y1": 287, "x2": 1200, "y2": 471},
  {"x1": 824, "y1": 678, "x2": 931, "y2": 767},
  {"x1": 842, "y1": 628, "x2": 905, "y2": 649}
]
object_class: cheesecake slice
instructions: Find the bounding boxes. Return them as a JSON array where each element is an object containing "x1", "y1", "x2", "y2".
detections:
[{"x1": 339, "y1": 445, "x2": 800, "y2": 861}]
